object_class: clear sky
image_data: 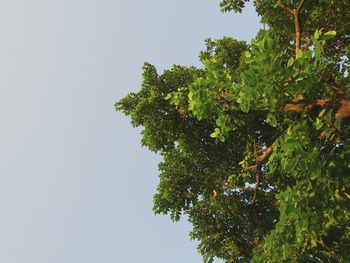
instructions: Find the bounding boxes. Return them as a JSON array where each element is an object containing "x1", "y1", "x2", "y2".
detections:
[{"x1": 0, "y1": 1, "x2": 260, "y2": 262}]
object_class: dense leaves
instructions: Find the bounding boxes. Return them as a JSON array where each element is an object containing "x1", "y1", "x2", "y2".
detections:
[{"x1": 116, "y1": 1, "x2": 350, "y2": 262}]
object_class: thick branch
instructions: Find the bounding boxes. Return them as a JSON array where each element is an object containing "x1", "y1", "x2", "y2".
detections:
[
  {"x1": 284, "y1": 92, "x2": 350, "y2": 120},
  {"x1": 220, "y1": 88, "x2": 350, "y2": 121}
]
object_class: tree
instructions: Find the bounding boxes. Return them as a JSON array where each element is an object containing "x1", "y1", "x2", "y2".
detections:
[{"x1": 116, "y1": 1, "x2": 350, "y2": 262}]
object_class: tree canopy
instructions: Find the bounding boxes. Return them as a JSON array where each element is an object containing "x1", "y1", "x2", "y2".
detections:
[{"x1": 116, "y1": 1, "x2": 350, "y2": 262}]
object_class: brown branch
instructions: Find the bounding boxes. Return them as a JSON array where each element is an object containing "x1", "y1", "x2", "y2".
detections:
[
  {"x1": 224, "y1": 133, "x2": 286, "y2": 205},
  {"x1": 282, "y1": 0, "x2": 306, "y2": 56},
  {"x1": 335, "y1": 99, "x2": 350, "y2": 120},
  {"x1": 220, "y1": 88, "x2": 350, "y2": 121},
  {"x1": 249, "y1": 135, "x2": 282, "y2": 205},
  {"x1": 249, "y1": 140, "x2": 261, "y2": 205},
  {"x1": 296, "y1": 0, "x2": 305, "y2": 13},
  {"x1": 285, "y1": 6, "x2": 295, "y2": 15},
  {"x1": 303, "y1": 37, "x2": 313, "y2": 52},
  {"x1": 294, "y1": 11, "x2": 302, "y2": 54},
  {"x1": 329, "y1": 83, "x2": 344, "y2": 94},
  {"x1": 295, "y1": 0, "x2": 305, "y2": 52},
  {"x1": 250, "y1": 164, "x2": 261, "y2": 205},
  {"x1": 244, "y1": 164, "x2": 257, "y2": 172},
  {"x1": 257, "y1": 147, "x2": 273, "y2": 163},
  {"x1": 283, "y1": 92, "x2": 350, "y2": 120}
]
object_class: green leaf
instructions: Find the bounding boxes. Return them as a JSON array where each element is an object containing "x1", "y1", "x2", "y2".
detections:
[
  {"x1": 216, "y1": 115, "x2": 226, "y2": 127},
  {"x1": 238, "y1": 93, "x2": 251, "y2": 113},
  {"x1": 225, "y1": 94, "x2": 235, "y2": 101},
  {"x1": 318, "y1": 108, "x2": 326, "y2": 118},
  {"x1": 325, "y1": 109, "x2": 333, "y2": 123},
  {"x1": 188, "y1": 90, "x2": 194, "y2": 101},
  {"x1": 315, "y1": 118, "x2": 323, "y2": 130},
  {"x1": 296, "y1": 49, "x2": 303, "y2": 59},
  {"x1": 210, "y1": 128, "x2": 221, "y2": 138},
  {"x1": 281, "y1": 158, "x2": 288, "y2": 170},
  {"x1": 329, "y1": 161, "x2": 336, "y2": 168},
  {"x1": 325, "y1": 127, "x2": 333, "y2": 140},
  {"x1": 314, "y1": 29, "x2": 320, "y2": 40},
  {"x1": 333, "y1": 119, "x2": 342, "y2": 129},
  {"x1": 324, "y1": 30, "x2": 337, "y2": 39},
  {"x1": 218, "y1": 134, "x2": 225, "y2": 142},
  {"x1": 240, "y1": 101, "x2": 250, "y2": 113},
  {"x1": 267, "y1": 113, "x2": 277, "y2": 127},
  {"x1": 314, "y1": 46, "x2": 322, "y2": 58},
  {"x1": 245, "y1": 51, "x2": 252, "y2": 58},
  {"x1": 287, "y1": 57, "x2": 294, "y2": 68},
  {"x1": 310, "y1": 173, "x2": 317, "y2": 180},
  {"x1": 164, "y1": 93, "x2": 172, "y2": 100},
  {"x1": 263, "y1": 37, "x2": 269, "y2": 50},
  {"x1": 311, "y1": 239, "x2": 317, "y2": 248}
]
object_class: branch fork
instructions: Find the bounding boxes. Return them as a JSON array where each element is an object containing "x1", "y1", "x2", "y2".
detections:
[{"x1": 283, "y1": 0, "x2": 306, "y2": 55}]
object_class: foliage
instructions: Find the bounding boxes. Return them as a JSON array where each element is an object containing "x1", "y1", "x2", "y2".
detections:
[{"x1": 116, "y1": 1, "x2": 350, "y2": 262}]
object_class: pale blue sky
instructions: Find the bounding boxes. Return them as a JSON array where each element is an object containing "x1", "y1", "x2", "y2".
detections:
[{"x1": 0, "y1": 1, "x2": 260, "y2": 262}]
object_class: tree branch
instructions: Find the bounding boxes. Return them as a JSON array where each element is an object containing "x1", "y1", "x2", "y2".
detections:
[
  {"x1": 296, "y1": 0, "x2": 306, "y2": 13},
  {"x1": 226, "y1": 134, "x2": 284, "y2": 205},
  {"x1": 282, "y1": 0, "x2": 306, "y2": 56},
  {"x1": 294, "y1": 11, "x2": 302, "y2": 54},
  {"x1": 285, "y1": 6, "x2": 295, "y2": 15},
  {"x1": 220, "y1": 88, "x2": 350, "y2": 121},
  {"x1": 250, "y1": 164, "x2": 261, "y2": 205},
  {"x1": 283, "y1": 92, "x2": 350, "y2": 120},
  {"x1": 303, "y1": 37, "x2": 313, "y2": 52},
  {"x1": 250, "y1": 140, "x2": 261, "y2": 205}
]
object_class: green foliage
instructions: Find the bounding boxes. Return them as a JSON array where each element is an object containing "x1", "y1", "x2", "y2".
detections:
[
  {"x1": 219, "y1": 0, "x2": 249, "y2": 13},
  {"x1": 116, "y1": 1, "x2": 350, "y2": 262}
]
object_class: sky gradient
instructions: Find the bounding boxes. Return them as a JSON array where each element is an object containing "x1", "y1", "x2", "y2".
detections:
[{"x1": 0, "y1": 1, "x2": 260, "y2": 262}]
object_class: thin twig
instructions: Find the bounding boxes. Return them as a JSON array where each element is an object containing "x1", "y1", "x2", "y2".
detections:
[{"x1": 250, "y1": 139, "x2": 261, "y2": 205}]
